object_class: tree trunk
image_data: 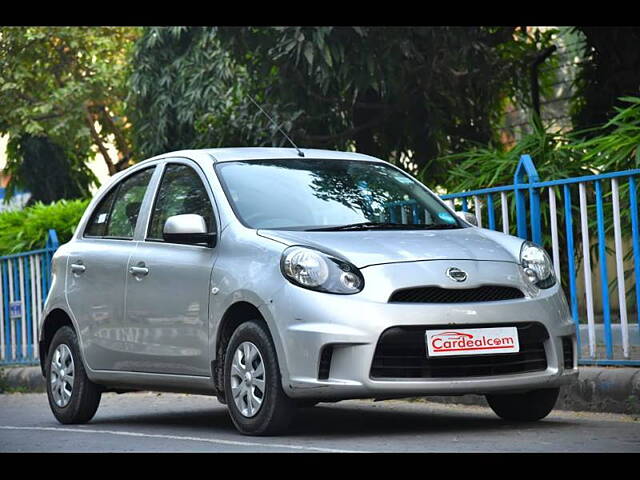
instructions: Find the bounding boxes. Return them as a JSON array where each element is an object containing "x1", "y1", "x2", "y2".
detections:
[
  {"x1": 85, "y1": 108, "x2": 116, "y2": 176},
  {"x1": 353, "y1": 88, "x2": 380, "y2": 156}
]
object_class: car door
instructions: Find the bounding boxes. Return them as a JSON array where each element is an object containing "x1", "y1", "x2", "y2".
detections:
[
  {"x1": 122, "y1": 160, "x2": 218, "y2": 376},
  {"x1": 66, "y1": 166, "x2": 157, "y2": 371}
]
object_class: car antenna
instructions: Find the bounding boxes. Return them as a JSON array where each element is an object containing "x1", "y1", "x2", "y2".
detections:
[{"x1": 247, "y1": 95, "x2": 305, "y2": 157}]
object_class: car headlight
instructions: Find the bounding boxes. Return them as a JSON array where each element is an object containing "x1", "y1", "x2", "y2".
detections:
[
  {"x1": 519, "y1": 241, "x2": 556, "y2": 289},
  {"x1": 281, "y1": 246, "x2": 364, "y2": 294}
]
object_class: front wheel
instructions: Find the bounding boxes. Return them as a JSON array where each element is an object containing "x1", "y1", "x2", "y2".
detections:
[
  {"x1": 486, "y1": 387, "x2": 560, "y2": 422},
  {"x1": 223, "y1": 321, "x2": 297, "y2": 435},
  {"x1": 45, "y1": 326, "x2": 102, "y2": 424}
]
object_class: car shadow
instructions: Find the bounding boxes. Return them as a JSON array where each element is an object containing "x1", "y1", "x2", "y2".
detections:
[
  {"x1": 88, "y1": 398, "x2": 576, "y2": 439},
  {"x1": 286, "y1": 402, "x2": 575, "y2": 438}
]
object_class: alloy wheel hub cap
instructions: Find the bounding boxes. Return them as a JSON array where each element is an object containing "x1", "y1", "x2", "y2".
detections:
[
  {"x1": 50, "y1": 344, "x2": 75, "y2": 408},
  {"x1": 230, "y1": 341, "x2": 265, "y2": 418}
]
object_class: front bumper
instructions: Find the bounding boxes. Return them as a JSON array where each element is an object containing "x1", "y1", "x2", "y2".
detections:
[{"x1": 262, "y1": 259, "x2": 579, "y2": 400}]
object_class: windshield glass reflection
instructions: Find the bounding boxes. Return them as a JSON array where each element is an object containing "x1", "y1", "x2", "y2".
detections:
[{"x1": 215, "y1": 159, "x2": 461, "y2": 230}]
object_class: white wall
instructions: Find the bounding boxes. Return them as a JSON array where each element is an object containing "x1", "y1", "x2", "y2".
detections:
[{"x1": 0, "y1": 135, "x2": 7, "y2": 171}]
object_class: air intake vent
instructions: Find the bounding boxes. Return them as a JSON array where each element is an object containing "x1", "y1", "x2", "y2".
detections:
[
  {"x1": 389, "y1": 285, "x2": 524, "y2": 303},
  {"x1": 371, "y1": 322, "x2": 548, "y2": 379},
  {"x1": 562, "y1": 336, "x2": 574, "y2": 370},
  {"x1": 318, "y1": 345, "x2": 333, "y2": 380}
]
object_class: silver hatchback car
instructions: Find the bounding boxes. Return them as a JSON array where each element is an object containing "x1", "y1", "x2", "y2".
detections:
[{"x1": 40, "y1": 148, "x2": 578, "y2": 435}]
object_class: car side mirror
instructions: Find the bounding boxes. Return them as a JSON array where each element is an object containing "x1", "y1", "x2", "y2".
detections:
[
  {"x1": 455, "y1": 211, "x2": 478, "y2": 227},
  {"x1": 163, "y1": 214, "x2": 216, "y2": 247}
]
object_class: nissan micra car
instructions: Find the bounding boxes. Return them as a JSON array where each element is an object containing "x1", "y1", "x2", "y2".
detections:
[{"x1": 39, "y1": 148, "x2": 578, "y2": 435}]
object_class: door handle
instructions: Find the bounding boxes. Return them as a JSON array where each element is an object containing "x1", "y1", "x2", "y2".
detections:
[
  {"x1": 70, "y1": 263, "x2": 86, "y2": 274},
  {"x1": 129, "y1": 265, "x2": 149, "y2": 277}
]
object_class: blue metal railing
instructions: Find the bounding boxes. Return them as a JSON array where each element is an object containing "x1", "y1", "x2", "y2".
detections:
[
  {"x1": 0, "y1": 229, "x2": 59, "y2": 365},
  {"x1": 440, "y1": 155, "x2": 640, "y2": 366}
]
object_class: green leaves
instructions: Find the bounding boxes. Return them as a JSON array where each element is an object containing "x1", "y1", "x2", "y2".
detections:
[
  {"x1": 303, "y1": 41, "x2": 314, "y2": 66},
  {"x1": 0, "y1": 26, "x2": 141, "y2": 175},
  {"x1": 126, "y1": 26, "x2": 528, "y2": 183},
  {"x1": 128, "y1": 27, "x2": 273, "y2": 156},
  {"x1": 0, "y1": 198, "x2": 90, "y2": 255},
  {"x1": 570, "y1": 97, "x2": 640, "y2": 172},
  {"x1": 3, "y1": 134, "x2": 97, "y2": 204}
]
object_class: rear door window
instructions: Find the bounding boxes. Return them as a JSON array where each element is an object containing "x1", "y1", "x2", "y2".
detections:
[{"x1": 84, "y1": 167, "x2": 155, "y2": 239}]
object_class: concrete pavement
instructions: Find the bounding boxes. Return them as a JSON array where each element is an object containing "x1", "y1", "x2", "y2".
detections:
[{"x1": 0, "y1": 392, "x2": 638, "y2": 452}]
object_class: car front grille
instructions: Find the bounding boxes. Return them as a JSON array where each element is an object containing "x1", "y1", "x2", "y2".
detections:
[
  {"x1": 388, "y1": 285, "x2": 525, "y2": 304},
  {"x1": 370, "y1": 322, "x2": 548, "y2": 379}
]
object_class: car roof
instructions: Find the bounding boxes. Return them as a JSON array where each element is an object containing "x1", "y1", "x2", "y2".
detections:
[{"x1": 140, "y1": 147, "x2": 385, "y2": 166}]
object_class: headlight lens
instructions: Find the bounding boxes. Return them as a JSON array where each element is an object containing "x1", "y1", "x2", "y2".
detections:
[
  {"x1": 281, "y1": 246, "x2": 364, "y2": 294},
  {"x1": 520, "y1": 241, "x2": 556, "y2": 289}
]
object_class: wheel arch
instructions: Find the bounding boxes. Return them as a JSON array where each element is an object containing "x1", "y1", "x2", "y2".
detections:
[
  {"x1": 39, "y1": 308, "x2": 76, "y2": 376},
  {"x1": 213, "y1": 301, "x2": 287, "y2": 400}
]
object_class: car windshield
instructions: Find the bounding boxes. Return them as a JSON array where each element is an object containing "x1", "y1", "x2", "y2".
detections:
[{"x1": 215, "y1": 159, "x2": 463, "y2": 231}]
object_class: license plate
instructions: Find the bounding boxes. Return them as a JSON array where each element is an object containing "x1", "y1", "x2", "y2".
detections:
[{"x1": 425, "y1": 327, "x2": 519, "y2": 357}]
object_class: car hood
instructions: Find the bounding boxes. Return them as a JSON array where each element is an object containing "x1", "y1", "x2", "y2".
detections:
[{"x1": 257, "y1": 227, "x2": 521, "y2": 268}]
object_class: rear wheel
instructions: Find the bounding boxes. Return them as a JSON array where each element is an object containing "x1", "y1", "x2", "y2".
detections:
[
  {"x1": 45, "y1": 326, "x2": 102, "y2": 424},
  {"x1": 224, "y1": 321, "x2": 297, "y2": 435},
  {"x1": 486, "y1": 387, "x2": 560, "y2": 422}
]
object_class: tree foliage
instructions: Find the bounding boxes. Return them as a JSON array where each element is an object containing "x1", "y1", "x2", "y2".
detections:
[
  {"x1": 438, "y1": 97, "x2": 640, "y2": 194},
  {"x1": 129, "y1": 27, "x2": 551, "y2": 183},
  {"x1": 128, "y1": 27, "x2": 265, "y2": 157},
  {"x1": 0, "y1": 26, "x2": 141, "y2": 180},
  {"x1": 4, "y1": 134, "x2": 97, "y2": 204},
  {"x1": 571, "y1": 27, "x2": 640, "y2": 131},
  {"x1": 0, "y1": 198, "x2": 89, "y2": 255}
]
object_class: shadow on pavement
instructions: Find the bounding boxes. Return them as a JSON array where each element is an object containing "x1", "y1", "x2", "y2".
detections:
[{"x1": 88, "y1": 398, "x2": 575, "y2": 438}]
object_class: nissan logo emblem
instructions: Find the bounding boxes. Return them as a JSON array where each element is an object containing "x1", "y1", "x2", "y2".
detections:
[{"x1": 446, "y1": 267, "x2": 468, "y2": 282}]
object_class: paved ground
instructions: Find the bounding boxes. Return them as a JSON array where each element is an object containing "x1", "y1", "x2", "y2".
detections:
[{"x1": 0, "y1": 392, "x2": 639, "y2": 452}]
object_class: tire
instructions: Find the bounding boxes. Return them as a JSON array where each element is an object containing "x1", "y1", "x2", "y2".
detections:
[
  {"x1": 223, "y1": 320, "x2": 297, "y2": 435},
  {"x1": 486, "y1": 387, "x2": 560, "y2": 422},
  {"x1": 45, "y1": 326, "x2": 102, "y2": 424}
]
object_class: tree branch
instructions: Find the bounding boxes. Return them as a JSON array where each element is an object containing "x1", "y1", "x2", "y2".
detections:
[
  {"x1": 84, "y1": 106, "x2": 116, "y2": 176},
  {"x1": 98, "y1": 105, "x2": 132, "y2": 168}
]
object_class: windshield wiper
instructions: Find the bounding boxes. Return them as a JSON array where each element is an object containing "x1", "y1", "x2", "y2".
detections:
[
  {"x1": 306, "y1": 222, "x2": 460, "y2": 232},
  {"x1": 306, "y1": 222, "x2": 394, "y2": 231}
]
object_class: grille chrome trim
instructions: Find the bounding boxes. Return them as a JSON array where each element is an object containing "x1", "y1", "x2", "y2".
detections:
[{"x1": 388, "y1": 285, "x2": 524, "y2": 303}]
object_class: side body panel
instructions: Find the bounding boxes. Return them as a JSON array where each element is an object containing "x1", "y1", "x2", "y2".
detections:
[
  {"x1": 124, "y1": 241, "x2": 216, "y2": 376},
  {"x1": 65, "y1": 239, "x2": 135, "y2": 370}
]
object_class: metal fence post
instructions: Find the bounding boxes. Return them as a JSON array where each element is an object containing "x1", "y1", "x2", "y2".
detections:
[
  {"x1": 514, "y1": 154, "x2": 541, "y2": 242},
  {"x1": 46, "y1": 229, "x2": 60, "y2": 251},
  {"x1": 629, "y1": 176, "x2": 640, "y2": 335}
]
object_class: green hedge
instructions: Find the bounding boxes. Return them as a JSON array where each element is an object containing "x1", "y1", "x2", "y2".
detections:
[{"x1": 0, "y1": 198, "x2": 90, "y2": 256}]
